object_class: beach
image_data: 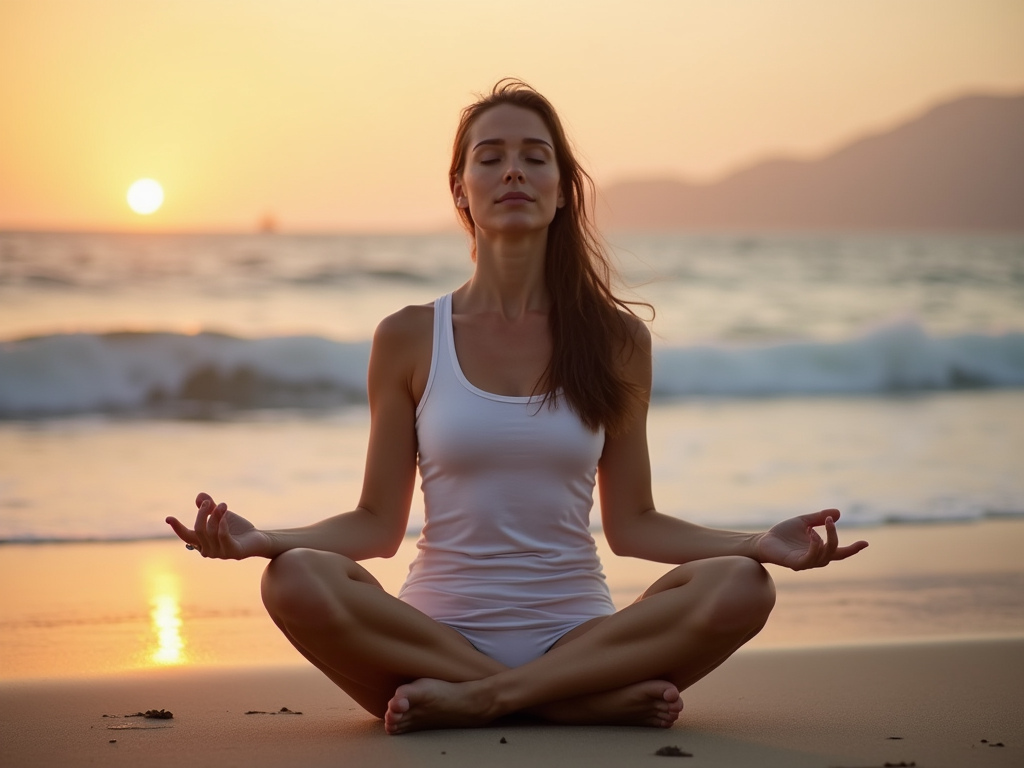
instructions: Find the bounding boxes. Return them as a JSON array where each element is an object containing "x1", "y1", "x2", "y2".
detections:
[
  {"x1": 2, "y1": 230, "x2": 1023, "y2": 765},
  {"x1": 2, "y1": 520, "x2": 1023, "y2": 766},
  {"x1": 1, "y1": 639, "x2": 1021, "y2": 768},
  {"x1": 3, "y1": 0, "x2": 1023, "y2": 760}
]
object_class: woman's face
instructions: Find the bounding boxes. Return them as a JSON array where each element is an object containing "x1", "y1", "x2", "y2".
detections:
[{"x1": 453, "y1": 104, "x2": 565, "y2": 236}]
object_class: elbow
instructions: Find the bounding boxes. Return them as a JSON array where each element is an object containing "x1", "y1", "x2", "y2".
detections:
[
  {"x1": 603, "y1": 527, "x2": 634, "y2": 558},
  {"x1": 602, "y1": 507, "x2": 657, "y2": 558},
  {"x1": 374, "y1": 524, "x2": 407, "y2": 559},
  {"x1": 353, "y1": 538, "x2": 402, "y2": 561},
  {"x1": 379, "y1": 535, "x2": 405, "y2": 559},
  {"x1": 359, "y1": 533, "x2": 403, "y2": 560},
  {"x1": 354, "y1": 505, "x2": 407, "y2": 559}
]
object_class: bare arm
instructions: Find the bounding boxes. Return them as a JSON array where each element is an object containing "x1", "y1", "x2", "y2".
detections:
[
  {"x1": 598, "y1": 317, "x2": 867, "y2": 570},
  {"x1": 166, "y1": 306, "x2": 432, "y2": 561}
]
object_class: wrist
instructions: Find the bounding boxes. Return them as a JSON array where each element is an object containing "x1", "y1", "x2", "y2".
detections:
[
  {"x1": 257, "y1": 530, "x2": 285, "y2": 559},
  {"x1": 744, "y1": 531, "x2": 766, "y2": 561}
]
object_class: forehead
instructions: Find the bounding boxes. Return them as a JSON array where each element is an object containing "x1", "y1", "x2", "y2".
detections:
[{"x1": 467, "y1": 104, "x2": 554, "y2": 147}]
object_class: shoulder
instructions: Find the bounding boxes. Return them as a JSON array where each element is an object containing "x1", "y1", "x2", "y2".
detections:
[
  {"x1": 616, "y1": 309, "x2": 651, "y2": 350},
  {"x1": 612, "y1": 309, "x2": 652, "y2": 386},
  {"x1": 369, "y1": 303, "x2": 435, "y2": 401},
  {"x1": 373, "y1": 303, "x2": 434, "y2": 345}
]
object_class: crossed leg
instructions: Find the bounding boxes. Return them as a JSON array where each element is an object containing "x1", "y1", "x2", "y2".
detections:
[
  {"x1": 260, "y1": 549, "x2": 775, "y2": 733},
  {"x1": 261, "y1": 549, "x2": 505, "y2": 717}
]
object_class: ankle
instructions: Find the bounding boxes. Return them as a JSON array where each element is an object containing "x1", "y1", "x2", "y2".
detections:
[{"x1": 481, "y1": 671, "x2": 530, "y2": 719}]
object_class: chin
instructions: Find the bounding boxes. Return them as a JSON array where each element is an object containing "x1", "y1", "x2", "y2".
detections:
[
  {"x1": 477, "y1": 212, "x2": 555, "y2": 235},
  {"x1": 482, "y1": 223, "x2": 550, "y2": 239}
]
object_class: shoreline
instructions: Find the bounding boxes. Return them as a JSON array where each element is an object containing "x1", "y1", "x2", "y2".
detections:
[
  {"x1": 2, "y1": 518, "x2": 1023, "y2": 681},
  {"x1": 2, "y1": 508, "x2": 1024, "y2": 546}
]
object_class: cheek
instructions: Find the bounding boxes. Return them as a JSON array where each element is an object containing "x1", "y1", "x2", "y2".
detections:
[
  {"x1": 540, "y1": 168, "x2": 563, "y2": 197},
  {"x1": 462, "y1": 171, "x2": 492, "y2": 201},
  {"x1": 547, "y1": 181, "x2": 565, "y2": 208}
]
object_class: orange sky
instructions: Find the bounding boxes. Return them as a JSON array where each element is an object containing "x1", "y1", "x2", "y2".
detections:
[{"x1": 1, "y1": 0, "x2": 1022, "y2": 232}]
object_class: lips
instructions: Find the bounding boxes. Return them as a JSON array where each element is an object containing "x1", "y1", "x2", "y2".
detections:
[{"x1": 496, "y1": 191, "x2": 534, "y2": 203}]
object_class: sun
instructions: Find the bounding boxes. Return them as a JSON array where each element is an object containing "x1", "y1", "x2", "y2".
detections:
[{"x1": 127, "y1": 179, "x2": 164, "y2": 215}]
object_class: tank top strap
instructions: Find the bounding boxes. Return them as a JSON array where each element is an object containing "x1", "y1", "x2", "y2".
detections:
[{"x1": 415, "y1": 292, "x2": 455, "y2": 419}]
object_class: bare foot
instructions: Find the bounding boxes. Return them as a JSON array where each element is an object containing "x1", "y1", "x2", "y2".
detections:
[
  {"x1": 385, "y1": 678, "x2": 496, "y2": 735},
  {"x1": 534, "y1": 680, "x2": 683, "y2": 728},
  {"x1": 384, "y1": 678, "x2": 682, "y2": 734}
]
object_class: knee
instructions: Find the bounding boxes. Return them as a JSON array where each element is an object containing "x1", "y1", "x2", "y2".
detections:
[
  {"x1": 693, "y1": 556, "x2": 776, "y2": 636},
  {"x1": 261, "y1": 549, "x2": 353, "y2": 623}
]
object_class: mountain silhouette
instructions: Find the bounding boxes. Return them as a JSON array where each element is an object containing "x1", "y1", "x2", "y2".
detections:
[{"x1": 599, "y1": 93, "x2": 1024, "y2": 232}]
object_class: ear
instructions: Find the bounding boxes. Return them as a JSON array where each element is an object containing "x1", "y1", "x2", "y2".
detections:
[
  {"x1": 556, "y1": 185, "x2": 566, "y2": 209},
  {"x1": 451, "y1": 177, "x2": 469, "y2": 209}
]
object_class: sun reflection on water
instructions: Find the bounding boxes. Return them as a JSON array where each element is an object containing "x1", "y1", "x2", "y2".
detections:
[{"x1": 149, "y1": 573, "x2": 186, "y2": 666}]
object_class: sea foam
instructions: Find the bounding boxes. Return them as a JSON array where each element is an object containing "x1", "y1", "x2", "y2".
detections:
[{"x1": 1, "y1": 322, "x2": 1022, "y2": 417}]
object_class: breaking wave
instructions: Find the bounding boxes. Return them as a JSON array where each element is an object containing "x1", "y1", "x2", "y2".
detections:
[{"x1": 1, "y1": 321, "x2": 1022, "y2": 417}]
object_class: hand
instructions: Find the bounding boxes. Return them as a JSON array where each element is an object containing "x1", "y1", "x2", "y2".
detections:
[
  {"x1": 165, "y1": 492, "x2": 270, "y2": 560},
  {"x1": 754, "y1": 509, "x2": 868, "y2": 571}
]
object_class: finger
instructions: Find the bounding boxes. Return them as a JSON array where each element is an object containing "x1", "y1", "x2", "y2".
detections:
[
  {"x1": 821, "y1": 516, "x2": 839, "y2": 565},
  {"x1": 217, "y1": 509, "x2": 235, "y2": 553},
  {"x1": 795, "y1": 527, "x2": 822, "y2": 570},
  {"x1": 193, "y1": 504, "x2": 210, "y2": 553},
  {"x1": 210, "y1": 502, "x2": 228, "y2": 529},
  {"x1": 201, "y1": 502, "x2": 226, "y2": 535},
  {"x1": 196, "y1": 492, "x2": 214, "y2": 509},
  {"x1": 800, "y1": 508, "x2": 841, "y2": 528},
  {"x1": 831, "y1": 540, "x2": 869, "y2": 561},
  {"x1": 203, "y1": 503, "x2": 229, "y2": 554},
  {"x1": 194, "y1": 497, "x2": 214, "y2": 532},
  {"x1": 194, "y1": 499, "x2": 222, "y2": 555},
  {"x1": 165, "y1": 516, "x2": 200, "y2": 547}
]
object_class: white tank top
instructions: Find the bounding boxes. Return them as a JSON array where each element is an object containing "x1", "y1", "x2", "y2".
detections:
[{"x1": 398, "y1": 292, "x2": 616, "y2": 635}]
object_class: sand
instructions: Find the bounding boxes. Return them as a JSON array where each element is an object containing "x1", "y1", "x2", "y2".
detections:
[
  {"x1": 2, "y1": 638, "x2": 1021, "y2": 768},
  {"x1": 2, "y1": 520, "x2": 1023, "y2": 765}
]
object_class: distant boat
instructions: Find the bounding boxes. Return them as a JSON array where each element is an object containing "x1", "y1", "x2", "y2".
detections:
[{"x1": 258, "y1": 213, "x2": 277, "y2": 234}]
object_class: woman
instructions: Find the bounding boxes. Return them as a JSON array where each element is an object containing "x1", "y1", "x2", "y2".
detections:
[{"x1": 166, "y1": 80, "x2": 868, "y2": 734}]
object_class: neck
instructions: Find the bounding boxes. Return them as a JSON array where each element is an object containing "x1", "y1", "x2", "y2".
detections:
[{"x1": 461, "y1": 228, "x2": 549, "y2": 320}]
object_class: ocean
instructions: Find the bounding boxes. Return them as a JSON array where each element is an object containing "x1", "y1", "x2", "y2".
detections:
[{"x1": 2, "y1": 230, "x2": 1023, "y2": 543}]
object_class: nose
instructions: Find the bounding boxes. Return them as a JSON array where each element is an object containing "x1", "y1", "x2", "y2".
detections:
[{"x1": 503, "y1": 163, "x2": 525, "y2": 183}]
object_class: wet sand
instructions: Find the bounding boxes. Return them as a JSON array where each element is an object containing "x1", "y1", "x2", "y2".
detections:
[{"x1": 2, "y1": 520, "x2": 1022, "y2": 680}]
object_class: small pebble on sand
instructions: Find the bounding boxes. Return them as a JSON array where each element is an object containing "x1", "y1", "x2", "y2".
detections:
[{"x1": 654, "y1": 745, "x2": 693, "y2": 757}]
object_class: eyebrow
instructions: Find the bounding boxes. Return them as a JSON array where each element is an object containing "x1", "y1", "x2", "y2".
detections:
[{"x1": 471, "y1": 137, "x2": 553, "y2": 151}]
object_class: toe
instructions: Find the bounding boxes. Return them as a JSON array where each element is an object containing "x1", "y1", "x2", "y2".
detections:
[
  {"x1": 384, "y1": 695, "x2": 410, "y2": 734},
  {"x1": 390, "y1": 694, "x2": 410, "y2": 714},
  {"x1": 384, "y1": 712, "x2": 407, "y2": 735}
]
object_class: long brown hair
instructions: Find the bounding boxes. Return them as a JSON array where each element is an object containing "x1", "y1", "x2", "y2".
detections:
[{"x1": 449, "y1": 79, "x2": 651, "y2": 435}]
